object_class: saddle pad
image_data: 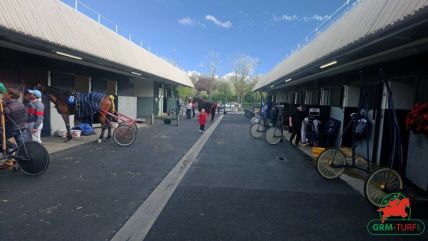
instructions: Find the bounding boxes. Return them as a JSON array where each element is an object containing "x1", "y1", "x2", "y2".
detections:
[{"x1": 75, "y1": 92, "x2": 106, "y2": 118}]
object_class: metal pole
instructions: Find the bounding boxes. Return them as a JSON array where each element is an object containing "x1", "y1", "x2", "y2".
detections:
[
  {"x1": 75, "y1": 0, "x2": 78, "y2": 10},
  {"x1": 98, "y1": 14, "x2": 101, "y2": 23},
  {"x1": 0, "y1": 101, "x2": 6, "y2": 153}
]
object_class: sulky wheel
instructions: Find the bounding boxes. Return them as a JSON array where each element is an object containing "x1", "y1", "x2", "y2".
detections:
[
  {"x1": 364, "y1": 167, "x2": 403, "y2": 207},
  {"x1": 316, "y1": 149, "x2": 346, "y2": 179},
  {"x1": 265, "y1": 127, "x2": 282, "y2": 145},
  {"x1": 250, "y1": 123, "x2": 265, "y2": 139},
  {"x1": 15, "y1": 141, "x2": 50, "y2": 176},
  {"x1": 113, "y1": 125, "x2": 136, "y2": 147},
  {"x1": 119, "y1": 121, "x2": 138, "y2": 134}
]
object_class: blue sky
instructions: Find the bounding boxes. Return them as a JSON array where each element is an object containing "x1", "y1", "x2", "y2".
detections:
[{"x1": 62, "y1": 0, "x2": 348, "y2": 77}]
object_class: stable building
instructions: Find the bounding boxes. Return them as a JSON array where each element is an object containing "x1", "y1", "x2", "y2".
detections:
[
  {"x1": 254, "y1": 0, "x2": 428, "y2": 191},
  {"x1": 0, "y1": 0, "x2": 193, "y2": 135}
]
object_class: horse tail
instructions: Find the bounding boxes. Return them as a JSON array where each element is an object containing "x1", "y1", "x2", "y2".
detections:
[{"x1": 107, "y1": 95, "x2": 116, "y2": 114}]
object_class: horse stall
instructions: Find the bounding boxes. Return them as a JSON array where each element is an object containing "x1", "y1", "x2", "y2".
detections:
[
  {"x1": 49, "y1": 71, "x2": 78, "y2": 135},
  {"x1": 405, "y1": 76, "x2": 428, "y2": 191},
  {"x1": 135, "y1": 79, "x2": 154, "y2": 124}
]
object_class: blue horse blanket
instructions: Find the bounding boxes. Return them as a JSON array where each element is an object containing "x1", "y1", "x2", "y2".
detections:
[{"x1": 74, "y1": 92, "x2": 106, "y2": 118}]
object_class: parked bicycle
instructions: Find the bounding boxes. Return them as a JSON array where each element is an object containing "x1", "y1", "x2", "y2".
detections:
[
  {"x1": 265, "y1": 105, "x2": 285, "y2": 145},
  {"x1": 249, "y1": 114, "x2": 269, "y2": 139}
]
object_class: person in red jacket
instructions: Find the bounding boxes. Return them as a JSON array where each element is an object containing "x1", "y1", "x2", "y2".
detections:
[{"x1": 198, "y1": 108, "x2": 208, "y2": 133}]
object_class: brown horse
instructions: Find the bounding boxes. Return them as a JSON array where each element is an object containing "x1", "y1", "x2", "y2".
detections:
[
  {"x1": 193, "y1": 97, "x2": 217, "y2": 122},
  {"x1": 37, "y1": 84, "x2": 113, "y2": 143}
]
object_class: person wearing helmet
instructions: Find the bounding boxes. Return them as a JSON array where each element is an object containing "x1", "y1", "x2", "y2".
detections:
[{"x1": 26, "y1": 89, "x2": 44, "y2": 143}]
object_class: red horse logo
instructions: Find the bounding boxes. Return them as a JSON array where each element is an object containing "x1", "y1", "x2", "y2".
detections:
[{"x1": 378, "y1": 197, "x2": 410, "y2": 223}]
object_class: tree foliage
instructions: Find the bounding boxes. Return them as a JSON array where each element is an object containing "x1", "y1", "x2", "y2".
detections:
[
  {"x1": 177, "y1": 86, "x2": 193, "y2": 99},
  {"x1": 230, "y1": 54, "x2": 257, "y2": 106},
  {"x1": 194, "y1": 75, "x2": 217, "y2": 94},
  {"x1": 212, "y1": 79, "x2": 233, "y2": 103}
]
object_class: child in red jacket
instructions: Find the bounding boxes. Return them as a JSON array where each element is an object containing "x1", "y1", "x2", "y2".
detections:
[{"x1": 198, "y1": 108, "x2": 208, "y2": 133}]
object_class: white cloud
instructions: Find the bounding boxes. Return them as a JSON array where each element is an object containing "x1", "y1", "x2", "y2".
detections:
[
  {"x1": 178, "y1": 17, "x2": 195, "y2": 25},
  {"x1": 178, "y1": 17, "x2": 206, "y2": 27},
  {"x1": 187, "y1": 70, "x2": 201, "y2": 77},
  {"x1": 205, "y1": 15, "x2": 232, "y2": 28},
  {"x1": 271, "y1": 14, "x2": 330, "y2": 23},
  {"x1": 272, "y1": 14, "x2": 298, "y2": 22},
  {"x1": 304, "y1": 15, "x2": 330, "y2": 22},
  {"x1": 222, "y1": 72, "x2": 235, "y2": 79}
]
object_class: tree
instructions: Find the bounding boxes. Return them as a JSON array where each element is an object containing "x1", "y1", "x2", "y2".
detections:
[
  {"x1": 206, "y1": 51, "x2": 220, "y2": 101},
  {"x1": 230, "y1": 53, "x2": 257, "y2": 107},
  {"x1": 212, "y1": 79, "x2": 233, "y2": 103},
  {"x1": 199, "y1": 91, "x2": 209, "y2": 99},
  {"x1": 177, "y1": 86, "x2": 193, "y2": 99},
  {"x1": 188, "y1": 71, "x2": 200, "y2": 85},
  {"x1": 242, "y1": 77, "x2": 261, "y2": 106},
  {"x1": 194, "y1": 75, "x2": 219, "y2": 97}
]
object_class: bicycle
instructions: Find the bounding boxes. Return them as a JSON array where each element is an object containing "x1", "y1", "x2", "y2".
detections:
[
  {"x1": 264, "y1": 105, "x2": 285, "y2": 145},
  {"x1": 249, "y1": 108, "x2": 271, "y2": 139}
]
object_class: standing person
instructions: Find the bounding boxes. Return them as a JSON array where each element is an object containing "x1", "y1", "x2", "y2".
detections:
[
  {"x1": 26, "y1": 89, "x2": 44, "y2": 143},
  {"x1": 198, "y1": 108, "x2": 208, "y2": 133},
  {"x1": 288, "y1": 105, "x2": 306, "y2": 146},
  {"x1": 192, "y1": 100, "x2": 196, "y2": 118},
  {"x1": 3, "y1": 88, "x2": 27, "y2": 147},
  {"x1": 186, "y1": 98, "x2": 192, "y2": 119}
]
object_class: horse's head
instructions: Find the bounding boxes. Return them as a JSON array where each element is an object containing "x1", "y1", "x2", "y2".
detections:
[
  {"x1": 192, "y1": 96, "x2": 199, "y2": 104},
  {"x1": 35, "y1": 83, "x2": 45, "y2": 92}
]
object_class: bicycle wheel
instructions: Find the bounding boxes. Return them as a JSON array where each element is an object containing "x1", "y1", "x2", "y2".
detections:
[
  {"x1": 250, "y1": 123, "x2": 265, "y2": 139},
  {"x1": 265, "y1": 127, "x2": 282, "y2": 145},
  {"x1": 364, "y1": 167, "x2": 403, "y2": 207},
  {"x1": 15, "y1": 141, "x2": 50, "y2": 176},
  {"x1": 316, "y1": 149, "x2": 346, "y2": 179},
  {"x1": 113, "y1": 125, "x2": 136, "y2": 147},
  {"x1": 119, "y1": 121, "x2": 138, "y2": 134}
]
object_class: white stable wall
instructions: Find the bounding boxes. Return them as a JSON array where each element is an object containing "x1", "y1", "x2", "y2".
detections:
[
  {"x1": 134, "y1": 79, "x2": 154, "y2": 97},
  {"x1": 118, "y1": 96, "x2": 137, "y2": 119}
]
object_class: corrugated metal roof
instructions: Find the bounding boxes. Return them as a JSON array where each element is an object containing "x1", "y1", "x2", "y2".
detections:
[
  {"x1": 255, "y1": 0, "x2": 428, "y2": 91},
  {"x1": 0, "y1": 0, "x2": 193, "y2": 87}
]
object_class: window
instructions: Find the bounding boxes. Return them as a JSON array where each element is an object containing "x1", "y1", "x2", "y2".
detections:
[
  {"x1": 294, "y1": 91, "x2": 305, "y2": 104},
  {"x1": 330, "y1": 87, "x2": 343, "y2": 107},
  {"x1": 320, "y1": 89, "x2": 331, "y2": 106},
  {"x1": 304, "y1": 90, "x2": 320, "y2": 105}
]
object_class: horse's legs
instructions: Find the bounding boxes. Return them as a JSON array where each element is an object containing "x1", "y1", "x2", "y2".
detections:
[
  {"x1": 106, "y1": 115, "x2": 112, "y2": 139},
  {"x1": 211, "y1": 109, "x2": 215, "y2": 122},
  {"x1": 98, "y1": 113, "x2": 106, "y2": 143},
  {"x1": 98, "y1": 96, "x2": 113, "y2": 143},
  {"x1": 61, "y1": 114, "x2": 72, "y2": 142}
]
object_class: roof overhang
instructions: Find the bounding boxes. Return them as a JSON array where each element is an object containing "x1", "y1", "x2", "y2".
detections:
[
  {"x1": 0, "y1": 29, "x2": 187, "y2": 87},
  {"x1": 257, "y1": 14, "x2": 428, "y2": 92}
]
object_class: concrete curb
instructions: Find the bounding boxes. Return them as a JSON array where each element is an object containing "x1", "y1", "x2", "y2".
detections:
[{"x1": 110, "y1": 115, "x2": 224, "y2": 241}]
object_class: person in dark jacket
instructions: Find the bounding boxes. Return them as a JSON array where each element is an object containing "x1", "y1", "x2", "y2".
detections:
[
  {"x1": 3, "y1": 88, "x2": 27, "y2": 147},
  {"x1": 288, "y1": 105, "x2": 306, "y2": 146}
]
